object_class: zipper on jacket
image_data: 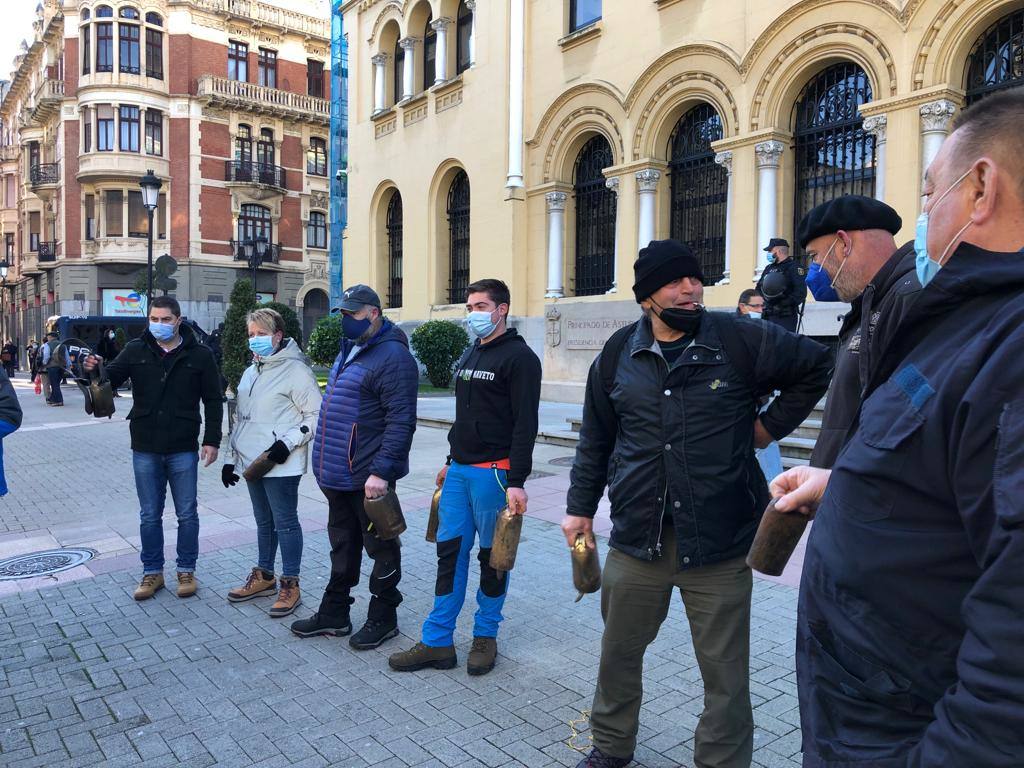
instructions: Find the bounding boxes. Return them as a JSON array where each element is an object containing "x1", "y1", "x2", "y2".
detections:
[
  {"x1": 347, "y1": 423, "x2": 358, "y2": 472},
  {"x1": 648, "y1": 354, "x2": 670, "y2": 560}
]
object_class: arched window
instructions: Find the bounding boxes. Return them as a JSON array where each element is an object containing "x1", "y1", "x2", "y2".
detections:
[
  {"x1": 257, "y1": 128, "x2": 274, "y2": 166},
  {"x1": 81, "y1": 8, "x2": 91, "y2": 21},
  {"x1": 238, "y1": 204, "x2": 272, "y2": 245},
  {"x1": 793, "y1": 62, "x2": 875, "y2": 236},
  {"x1": 119, "y1": 14, "x2": 140, "y2": 74},
  {"x1": 235, "y1": 124, "x2": 252, "y2": 164},
  {"x1": 119, "y1": 7, "x2": 139, "y2": 19},
  {"x1": 456, "y1": 1, "x2": 472, "y2": 75},
  {"x1": 965, "y1": 9, "x2": 1024, "y2": 105},
  {"x1": 668, "y1": 104, "x2": 727, "y2": 284},
  {"x1": 81, "y1": 11, "x2": 91, "y2": 75},
  {"x1": 307, "y1": 211, "x2": 327, "y2": 250},
  {"x1": 306, "y1": 137, "x2": 327, "y2": 177},
  {"x1": 447, "y1": 171, "x2": 471, "y2": 304},
  {"x1": 95, "y1": 5, "x2": 113, "y2": 17},
  {"x1": 423, "y1": 12, "x2": 436, "y2": 91},
  {"x1": 573, "y1": 136, "x2": 615, "y2": 296},
  {"x1": 386, "y1": 192, "x2": 403, "y2": 308},
  {"x1": 145, "y1": 12, "x2": 162, "y2": 26},
  {"x1": 145, "y1": 12, "x2": 163, "y2": 79},
  {"x1": 394, "y1": 37, "x2": 404, "y2": 103}
]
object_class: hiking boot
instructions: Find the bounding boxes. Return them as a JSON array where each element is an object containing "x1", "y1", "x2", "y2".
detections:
[
  {"x1": 133, "y1": 573, "x2": 164, "y2": 601},
  {"x1": 227, "y1": 568, "x2": 277, "y2": 602},
  {"x1": 388, "y1": 642, "x2": 457, "y2": 672},
  {"x1": 575, "y1": 748, "x2": 633, "y2": 768},
  {"x1": 269, "y1": 578, "x2": 301, "y2": 618},
  {"x1": 350, "y1": 617, "x2": 399, "y2": 650},
  {"x1": 467, "y1": 636, "x2": 497, "y2": 676},
  {"x1": 176, "y1": 572, "x2": 198, "y2": 598},
  {"x1": 290, "y1": 612, "x2": 352, "y2": 638}
]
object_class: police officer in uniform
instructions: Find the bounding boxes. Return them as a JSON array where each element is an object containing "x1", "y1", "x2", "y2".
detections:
[{"x1": 756, "y1": 238, "x2": 806, "y2": 332}]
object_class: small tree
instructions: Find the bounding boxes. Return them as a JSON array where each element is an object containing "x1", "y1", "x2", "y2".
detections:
[
  {"x1": 306, "y1": 314, "x2": 343, "y2": 367},
  {"x1": 258, "y1": 301, "x2": 303, "y2": 346},
  {"x1": 410, "y1": 320, "x2": 469, "y2": 388},
  {"x1": 113, "y1": 326, "x2": 128, "y2": 352},
  {"x1": 222, "y1": 278, "x2": 258, "y2": 392}
]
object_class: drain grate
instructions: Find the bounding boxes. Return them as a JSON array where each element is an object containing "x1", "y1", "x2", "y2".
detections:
[
  {"x1": 549, "y1": 456, "x2": 576, "y2": 467},
  {"x1": 0, "y1": 548, "x2": 97, "y2": 581}
]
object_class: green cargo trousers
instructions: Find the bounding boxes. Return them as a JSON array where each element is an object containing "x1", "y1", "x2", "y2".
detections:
[{"x1": 590, "y1": 524, "x2": 754, "y2": 767}]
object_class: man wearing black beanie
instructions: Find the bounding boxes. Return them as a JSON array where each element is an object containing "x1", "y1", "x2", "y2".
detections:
[{"x1": 564, "y1": 239, "x2": 832, "y2": 768}]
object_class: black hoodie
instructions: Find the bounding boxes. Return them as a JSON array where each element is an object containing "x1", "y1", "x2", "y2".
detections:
[{"x1": 447, "y1": 328, "x2": 542, "y2": 488}]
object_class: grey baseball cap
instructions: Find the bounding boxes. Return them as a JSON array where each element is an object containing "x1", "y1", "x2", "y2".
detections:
[{"x1": 334, "y1": 284, "x2": 381, "y2": 312}]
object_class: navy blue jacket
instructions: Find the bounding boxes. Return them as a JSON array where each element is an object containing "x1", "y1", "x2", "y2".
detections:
[
  {"x1": 311, "y1": 321, "x2": 418, "y2": 491},
  {"x1": 797, "y1": 243, "x2": 1024, "y2": 767}
]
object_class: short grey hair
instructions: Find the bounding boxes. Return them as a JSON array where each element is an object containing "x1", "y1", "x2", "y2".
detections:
[{"x1": 246, "y1": 308, "x2": 285, "y2": 335}]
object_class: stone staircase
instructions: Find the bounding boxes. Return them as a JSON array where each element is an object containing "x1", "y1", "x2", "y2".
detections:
[{"x1": 779, "y1": 398, "x2": 826, "y2": 469}]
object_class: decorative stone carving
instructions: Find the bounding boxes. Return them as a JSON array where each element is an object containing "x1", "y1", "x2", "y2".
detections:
[
  {"x1": 605, "y1": 176, "x2": 620, "y2": 194},
  {"x1": 754, "y1": 140, "x2": 784, "y2": 169},
  {"x1": 545, "y1": 306, "x2": 561, "y2": 348},
  {"x1": 635, "y1": 168, "x2": 661, "y2": 192},
  {"x1": 545, "y1": 190, "x2": 568, "y2": 211},
  {"x1": 862, "y1": 114, "x2": 887, "y2": 143},
  {"x1": 714, "y1": 150, "x2": 733, "y2": 174},
  {"x1": 919, "y1": 100, "x2": 956, "y2": 133}
]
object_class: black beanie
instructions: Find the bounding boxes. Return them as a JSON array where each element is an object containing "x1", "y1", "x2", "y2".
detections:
[{"x1": 632, "y1": 239, "x2": 705, "y2": 302}]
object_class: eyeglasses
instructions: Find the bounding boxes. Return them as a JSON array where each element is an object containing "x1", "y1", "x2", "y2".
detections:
[{"x1": 743, "y1": 302, "x2": 765, "y2": 310}]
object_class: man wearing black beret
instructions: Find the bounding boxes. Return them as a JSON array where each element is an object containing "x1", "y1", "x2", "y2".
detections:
[
  {"x1": 797, "y1": 194, "x2": 920, "y2": 468},
  {"x1": 756, "y1": 237, "x2": 806, "y2": 331},
  {"x1": 563, "y1": 239, "x2": 832, "y2": 768}
]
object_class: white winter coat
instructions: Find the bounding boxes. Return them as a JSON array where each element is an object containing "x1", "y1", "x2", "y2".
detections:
[{"x1": 229, "y1": 339, "x2": 322, "y2": 477}]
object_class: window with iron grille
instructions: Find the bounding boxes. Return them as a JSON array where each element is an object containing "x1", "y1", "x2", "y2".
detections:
[
  {"x1": 965, "y1": 9, "x2": 1024, "y2": 105},
  {"x1": 570, "y1": 0, "x2": 601, "y2": 33},
  {"x1": 447, "y1": 171, "x2": 470, "y2": 304},
  {"x1": 119, "y1": 105, "x2": 140, "y2": 152},
  {"x1": 387, "y1": 192, "x2": 403, "y2": 308},
  {"x1": 573, "y1": 136, "x2": 615, "y2": 296},
  {"x1": 456, "y1": 2, "x2": 472, "y2": 74},
  {"x1": 228, "y1": 41, "x2": 248, "y2": 82},
  {"x1": 793, "y1": 63, "x2": 875, "y2": 239},
  {"x1": 307, "y1": 59, "x2": 325, "y2": 98},
  {"x1": 119, "y1": 23, "x2": 140, "y2": 74},
  {"x1": 424, "y1": 14, "x2": 436, "y2": 90},
  {"x1": 145, "y1": 28, "x2": 162, "y2": 79},
  {"x1": 258, "y1": 48, "x2": 277, "y2": 89},
  {"x1": 668, "y1": 104, "x2": 727, "y2": 284},
  {"x1": 96, "y1": 22, "x2": 113, "y2": 72},
  {"x1": 307, "y1": 211, "x2": 327, "y2": 250},
  {"x1": 307, "y1": 137, "x2": 327, "y2": 176}
]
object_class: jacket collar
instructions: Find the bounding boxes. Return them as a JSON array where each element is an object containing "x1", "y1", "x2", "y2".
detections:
[
  {"x1": 630, "y1": 311, "x2": 720, "y2": 358},
  {"x1": 142, "y1": 321, "x2": 197, "y2": 356}
]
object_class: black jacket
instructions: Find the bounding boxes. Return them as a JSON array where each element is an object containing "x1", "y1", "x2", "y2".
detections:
[
  {"x1": 106, "y1": 324, "x2": 224, "y2": 454},
  {"x1": 0, "y1": 368, "x2": 22, "y2": 429},
  {"x1": 811, "y1": 241, "x2": 920, "y2": 468},
  {"x1": 756, "y1": 256, "x2": 807, "y2": 319},
  {"x1": 797, "y1": 243, "x2": 1024, "y2": 767},
  {"x1": 448, "y1": 328, "x2": 542, "y2": 488},
  {"x1": 567, "y1": 313, "x2": 831, "y2": 571}
]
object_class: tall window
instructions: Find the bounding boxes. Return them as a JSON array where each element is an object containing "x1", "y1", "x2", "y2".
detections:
[
  {"x1": 97, "y1": 106, "x2": 115, "y2": 151},
  {"x1": 238, "y1": 203, "x2": 272, "y2": 244},
  {"x1": 793, "y1": 63, "x2": 875, "y2": 235},
  {"x1": 447, "y1": 171, "x2": 470, "y2": 304},
  {"x1": 258, "y1": 48, "x2": 277, "y2": 88},
  {"x1": 119, "y1": 105, "x2": 140, "y2": 152},
  {"x1": 307, "y1": 59, "x2": 324, "y2": 98},
  {"x1": 119, "y1": 21, "x2": 140, "y2": 74},
  {"x1": 82, "y1": 109, "x2": 92, "y2": 152},
  {"x1": 387, "y1": 192, "x2": 403, "y2": 308},
  {"x1": 128, "y1": 191, "x2": 147, "y2": 237},
  {"x1": 235, "y1": 124, "x2": 252, "y2": 162},
  {"x1": 570, "y1": 0, "x2": 602, "y2": 32},
  {"x1": 96, "y1": 22, "x2": 114, "y2": 72},
  {"x1": 85, "y1": 195, "x2": 95, "y2": 240},
  {"x1": 105, "y1": 190, "x2": 123, "y2": 236},
  {"x1": 228, "y1": 41, "x2": 248, "y2": 82},
  {"x1": 29, "y1": 212, "x2": 40, "y2": 251},
  {"x1": 965, "y1": 9, "x2": 1024, "y2": 105},
  {"x1": 29, "y1": 142, "x2": 40, "y2": 169},
  {"x1": 456, "y1": 1, "x2": 472, "y2": 74},
  {"x1": 82, "y1": 19, "x2": 91, "y2": 75},
  {"x1": 394, "y1": 38, "x2": 404, "y2": 102},
  {"x1": 668, "y1": 104, "x2": 727, "y2": 283},
  {"x1": 307, "y1": 211, "x2": 327, "y2": 249},
  {"x1": 573, "y1": 136, "x2": 615, "y2": 296},
  {"x1": 5, "y1": 233, "x2": 14, "y2": 260},
  {"x1": 423, "y1": 14, "x2": 436, "y2": 90},
  {"x1": 144, "y1": 110, "x2": 162, "y2": 155},
  {"x1": 257, "y1": 128, "x2": 275, "y2": 166},
  {"x1": 145, "y1": 28, "x2": 163, "y2": 78},
  {"x1": 307, "y1": 137, "x2": 327, "y2": 176}
]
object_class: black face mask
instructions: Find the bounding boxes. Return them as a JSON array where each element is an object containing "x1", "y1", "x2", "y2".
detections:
[{"x1": 651, "y1": 300, "x2": 705, "y2": 335}]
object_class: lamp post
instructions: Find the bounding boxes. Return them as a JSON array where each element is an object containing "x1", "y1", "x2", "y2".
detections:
[
  {"x1": 0, "y1": 261, "x2": 8, "y2": 347},
  {"x1": 138, "y1": 170, "x2": 162, "y2": 311},
  {"x1": 251, "y1": 233, "x2": 268, "y2": 298}
]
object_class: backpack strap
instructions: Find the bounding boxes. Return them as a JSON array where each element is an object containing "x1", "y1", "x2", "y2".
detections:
[
  {"x1": 707, "y1": 312, "x2": 757, "y2": 396},
  {"x1": 599, "y1": 321, "x2": 639, "y2": 395}
]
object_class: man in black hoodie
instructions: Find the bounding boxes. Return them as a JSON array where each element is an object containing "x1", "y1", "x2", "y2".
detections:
[{"x1": 389, "y1": 278, "x2": 541, "y2": 677}]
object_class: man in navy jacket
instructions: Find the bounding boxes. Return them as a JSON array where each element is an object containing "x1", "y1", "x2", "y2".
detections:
[
  {"x1": 773, "y1": 88, "x2": 1024, "y2": 767},
  {"x1": 291, "y1": 285, "x2": 418, "y2": 650}
]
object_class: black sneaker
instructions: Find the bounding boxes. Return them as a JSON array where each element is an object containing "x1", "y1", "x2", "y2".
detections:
[
  {"x1": 575, "y1": 748, "x2": 633, "y2": 768},
  {"x1": 349, "y1": 617, "x2": 399, "y2": 650},
  {"x1": 289, "y1": 612, "x2": 352, "y2": 638}
]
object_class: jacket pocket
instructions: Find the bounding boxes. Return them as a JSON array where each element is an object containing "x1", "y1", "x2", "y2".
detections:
[
  {"x1": 995, "y1": 400, "x2": 1024, "y2": 526},
  {"x1": 347, "y1": 423, "x2": 358, "y2": 472},
  {"x1": 860, "y1": 370, "x2": 929, "y2": 451},
  {"x1": 176, "y1": 409, "x2": 201, "y2": 423}
]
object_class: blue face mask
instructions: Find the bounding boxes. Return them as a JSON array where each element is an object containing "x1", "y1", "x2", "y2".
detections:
[
  {"x1": 149, "y1": 321, "x2": 176, "y2": 342},
  {"x1": 747, "y1": 311, "x2": 762, "y2": 321},
  {"x1": 805, "y1": 263, "x2": 840, "y2": 302},
  {"x1": 915, "y1": 167, "x2": 974, "y2": 287},
  {"x1": 466, "y1": 310, "x2": 499, "y2": 339},
  {"x1": 341, "y1": 313, "x2": 372, "y2": 340},
  {"x1": 248, "y1": 335, "x2": 275, "y2": 357}
]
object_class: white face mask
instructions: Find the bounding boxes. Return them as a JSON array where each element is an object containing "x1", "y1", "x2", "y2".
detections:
[{"x1": 747, "y1": 311, "x2": 762, "y2": 321}]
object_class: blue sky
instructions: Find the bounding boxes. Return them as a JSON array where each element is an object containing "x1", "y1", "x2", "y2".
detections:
[{"x1": 1, "y1": 1, "x2": 40, "y2": 85}]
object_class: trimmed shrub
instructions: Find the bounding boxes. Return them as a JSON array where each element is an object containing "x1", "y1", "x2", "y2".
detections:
[
  {"x1": 222, "y1": 278, "x2": 258, "y2": 392},
  {"x1": 258, "y1": 300, "x2": 303, "y2": 346},
  {"x1": 306, "y1": 314, "x2": 343, "y2": 367},
  {"x1": 410, "y1": 320, "x2": 469, "y2": 389}
]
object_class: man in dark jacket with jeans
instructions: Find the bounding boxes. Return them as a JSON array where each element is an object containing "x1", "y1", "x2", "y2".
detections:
[
  {"x1": 564, "y1": 240, "x2": 831, "y2": 768},
  {"x1": 772, "y1": 83, "x2": 1024, "y2": 768},
  {"x1": 291, "y1": 285, "x2": 418, "y2": 650},
  {"x1": 86, "y1": 296, "x2": 223, "y2": 600}
]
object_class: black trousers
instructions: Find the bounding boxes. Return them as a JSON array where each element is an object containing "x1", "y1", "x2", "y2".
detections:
[
  {"x1": 319, "y1": 487, "x2": 402, "y2": 622},
  {"x1": 46, "y1": 367, "x2": 64, "y2": 404}
]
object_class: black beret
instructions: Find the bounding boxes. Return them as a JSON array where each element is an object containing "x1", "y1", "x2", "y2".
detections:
[
  {"x1": 632, "y1": 239, "x2": 705, "y2": 302},
  {"x1": 797, "y1": 195, "x2": 902, "y2": 249}
]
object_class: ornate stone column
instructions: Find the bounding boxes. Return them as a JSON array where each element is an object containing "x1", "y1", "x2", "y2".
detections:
[
  {"x1": 399, "y1": 37, "x2": 419, "y2": 101},
  {"x1": 920, "y1": 100, "x2": 956, "y2": 181},
  {"x1": 371, "y1": 53, "x2": 389, "y2": 113},
  {"x1": 545, "y1": 191, "x2": 567, "y2": 299},
  {"x1": 862, "y1": 115, "x2": 888, "y2": 202},
  {"x1": 431, "y1": 18, "x2": 452, "y2": 85},
  {"x1": 754, "y1": 140, "x2": 784, "y2": 278},
  {"x1": 635, "y1": 169, "x2": 661, "y2": 250},
  {"x1": 714, "y1": 150, "x2": 733, "y2": 284},
  {"x1": 506, "y1": 0, "x2": 524, "y2": 189},
  {"x1": 466, "y1": 0, "x2": 477, "y2": 66},
  {"x1": 605, "y1": 176, "x2": 620, "y2": 293}
]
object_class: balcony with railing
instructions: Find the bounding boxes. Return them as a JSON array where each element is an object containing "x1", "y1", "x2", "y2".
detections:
[
  {"x1": 37, "y1": 241, "x2": 58, "y2": 262},
  {"x1": 179, "y1": 0, "x2": 328, "y2": 39},
  {"x1": 0, "y1": 146, "x2": 18, "y2": 163},
  {"x1": 229, "y1": 239, "x2": 282, "y2": 265},
  {"x1": 225, "y1": 160, "x2": 286, "y2": 191},
  {"x1": 197, "y1": 75, "x2": 329, "y2": 125},
  {"x1": 30, "y1": 162, "x2": 60, "y2": 187},
  {"x1": 29, "y1": 78, "x2": 64, "y2": 122}
]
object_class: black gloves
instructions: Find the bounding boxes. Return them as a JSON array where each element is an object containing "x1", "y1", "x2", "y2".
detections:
[
  {"x1": 222, "y1": 464, "x2": 240, "y2": 487},
  {"x1": 267, "y1": 440, "x2": 290, "y2": 464}
]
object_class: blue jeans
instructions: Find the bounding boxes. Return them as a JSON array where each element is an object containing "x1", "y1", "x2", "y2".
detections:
[
  {"x1": 246, "y1": 475, "x2": 303, "y2": 578},
  {"x1": 133, "y1": 451, "x2": 200, "y2": 575},
  {"x1": 422, "y1": 462, "x2": 510, "y2": 647},
  {"x1": 0, "y1": 419, "x2": 18, "y2": 496},
  {"x1": 756, "y1": 442, "x2": 784, "y2": 483},
  {"x1": 46, "y1": 367, "x2": 63, "y2": 404}
]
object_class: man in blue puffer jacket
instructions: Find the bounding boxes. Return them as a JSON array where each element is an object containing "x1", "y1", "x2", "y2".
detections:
[{"x1": 290, "y1": 285, "x2": 419, "y2": 650}]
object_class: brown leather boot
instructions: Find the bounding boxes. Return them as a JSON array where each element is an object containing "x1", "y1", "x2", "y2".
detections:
[
  {"x1": 269, "y1": 577, "x2": 301, "y2": 618},
  {"x1": 227, "y1": 568, "x2": 277, "y2": 602},
  {"x1": 467, "y1": 636, "x2": 497, "y2": 676},
  {"x1": 176, "y1": 572, "x2": 198, "y2": 598},
  {"x1": 388, "y1": 642, "x2": 457, "y2": 672},
  {"x1": 133, "y1": 573, "x2": 164, "y2": 601}
]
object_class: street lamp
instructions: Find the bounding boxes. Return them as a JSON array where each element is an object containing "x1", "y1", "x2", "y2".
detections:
[
  {"x1": 251, "y1": 233, "x2": 269, "y2": 296},
  {"x1": 138, "y1": 169, "x2": 162, "y2": 310},
  {"x1": 0, "y1": 261, "x2": 8, "y2": 346}
]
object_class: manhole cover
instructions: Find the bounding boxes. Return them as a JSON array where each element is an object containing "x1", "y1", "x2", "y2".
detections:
[
  {"x1": 527, "y1": 470, "x2": 554, "y2": 480},
  {"x1": 549, "y1": 456, "x2": 576, "y2": 467},
  {"x1": 0, "y1": 548, "x2": 97, "y2": 581}
]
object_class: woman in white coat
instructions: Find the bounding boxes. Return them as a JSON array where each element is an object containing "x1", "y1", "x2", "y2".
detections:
[{"x1": 223, "y1": 308, "x2": 322, "y2": 617}]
